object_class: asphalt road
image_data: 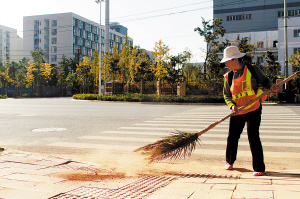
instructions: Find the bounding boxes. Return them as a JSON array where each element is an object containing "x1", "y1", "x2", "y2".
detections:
[
  {"x1": 0, "y1": 97, "x2": 299, "y2": 173},
  {"x1": 0, "y1": 97, "x2": 201, "y2": 153}
]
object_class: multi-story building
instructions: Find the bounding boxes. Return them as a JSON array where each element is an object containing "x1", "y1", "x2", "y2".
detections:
[
  {"x1": 214, "y1": 0, "x2": 300, "y2": 75},
  {"x1": 0, "y1": 25, "x2": 23, "y2": 64},
  {"x1": 23, "y1": 12, "x2": 133, "y2": 66}
]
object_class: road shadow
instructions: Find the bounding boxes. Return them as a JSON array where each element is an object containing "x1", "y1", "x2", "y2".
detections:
[
  {"x1": 233, "y1": 168, "x2": 300, "y2": 178},
  {"x1": 265, "y1": 171, "x2": 300, "y2": 178}
]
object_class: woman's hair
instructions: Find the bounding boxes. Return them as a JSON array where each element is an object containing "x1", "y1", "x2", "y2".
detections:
[{"x1": 238, "y1": 55, "x2": 252, "y2": 66}]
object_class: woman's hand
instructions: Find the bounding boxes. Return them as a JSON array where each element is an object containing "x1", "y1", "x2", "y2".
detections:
[
  {"x1": 231, "y1": 105, "x2": 238, "y2": 113},
  {"x1": 270, "y1": 84, "x2": 279, "y2": 93}
]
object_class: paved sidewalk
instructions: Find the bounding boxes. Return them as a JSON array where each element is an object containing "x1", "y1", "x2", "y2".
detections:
[{"x1": 0, "y1": 149, "x2": 299, "y2": 199}]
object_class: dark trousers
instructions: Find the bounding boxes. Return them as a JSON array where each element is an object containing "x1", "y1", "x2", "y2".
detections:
[{"x1": 226, "y1": 106, "x2": 265, "y2": 172}]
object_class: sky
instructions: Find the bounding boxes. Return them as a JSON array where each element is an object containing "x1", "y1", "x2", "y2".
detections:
[{"x1": 1, "y1": 0, "x2": 213, "y2": 62}]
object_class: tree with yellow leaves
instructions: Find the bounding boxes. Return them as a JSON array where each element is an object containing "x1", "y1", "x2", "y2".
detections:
[
  {"x1": 0, "y1": 62, "x2": 14, "y2": 87},
  {"x1": 40, "y1": 63, "x2": 53, "y2": 84},
  {"x1": 119, "y1": 34, "x2": 131, "y2": 85},
  {"x1": 101, "y1": 51, "x2": 112, "y2": 93},
  {"x1": 152, "y1": 40, "x2": 170, "y2": 95},
  {"x1": 25, "y1": 63, "x2": 36, "y2": 88},
  {"x1": 129, "y1": 46, "x2": 139, "y2": 83},
  {"x1": 92, "y1": 49, "x2": 100, "y2": 88},
  {"x1": 76, "y1": 56, "x2": 92, "y2": 93}
]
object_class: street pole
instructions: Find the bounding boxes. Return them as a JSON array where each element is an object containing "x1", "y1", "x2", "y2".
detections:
[
  {"x1": 105, "y1": 0, "x2": 109, "y2": 53},
  {"x1": 104, "y1": 0, "x2": 109, "y2": 94},
  {"x1": 95, "y1": 0, "x2": 103, "y2": 96},
  {"x1": 95, "y1": 0, "x2": 104, "y2": 96},
  {"x1": 284, "y1": 0, "x2": 289, "y2": 90}
]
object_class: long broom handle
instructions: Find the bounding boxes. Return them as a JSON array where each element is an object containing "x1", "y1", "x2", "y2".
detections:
[{"x1": 197, "y1": 71, "x2": 300, "y2": 136}]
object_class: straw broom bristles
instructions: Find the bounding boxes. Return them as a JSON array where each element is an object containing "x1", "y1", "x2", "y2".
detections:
[
  {"x1": 134, "y1": 131, "x2": 200, "y2": 163},
  {"x1": 134, "y1": 121, "x2": 222, "y2": 163},
  {"x1": 135, "y1": 71, "x2": 300, "y2": 163}
]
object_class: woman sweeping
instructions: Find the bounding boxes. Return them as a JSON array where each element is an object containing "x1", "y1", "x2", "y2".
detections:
[{"x1": 221, "y1": 46, "x2": 279, "y2": 176}]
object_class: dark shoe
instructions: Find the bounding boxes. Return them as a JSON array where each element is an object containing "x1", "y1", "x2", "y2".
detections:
[{"x1": 225, "y1": 163, "x2": 233, "y2": 170}]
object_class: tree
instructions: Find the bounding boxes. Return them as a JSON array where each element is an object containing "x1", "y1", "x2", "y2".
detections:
[
  {"x1": 119, "y1": 34, "x2": 131, "y2": 86},
  {"x1": 129, "y1": 46, "x2": 139, "y2": 83},
  {"x1": 40, "y1": 63, "x2": 53, "y2": 84},
  {"x1": 0, "y1": 63, "x2": 13, "y2": 88},
  {"x1": 182, "y1": 63, "x2": 202, "y2": 85},
  {"x1": 289, "y1": 51, "x2": 300, "y2": 93},
  {"x1": 264, "y1": 51, "x2": 281, "y2": 83},
  {"x1": 25, "y1": 62, "x2": 36, "y2": 88},
  {"x1": 30, "y1": 49, "x2": 47, "y2": 94},
  {"x1": 152, "y1": 40, "x2": 170, "y2": 95},
  {"x1": 231, "y1": 35, "x2": 254, "y2": 65},
  {"x1": 194, "y1": 18, "x2": 226, "y2": 80},
  {"x1": 91, "y1": 49, "x2": 100, "y2": 89},
  {"x1": 58, "y1": 55, "x2": 70, "y2": 93},
  {"x1": 129, "y1": 46, "x2": 152, "y2": 94},
  {"x1": 76, "y1": 56, "x2": 92, "y2": 93},
  {"x1": 101, "y1": 51, "x2": 112, "y2": 93},
  {"x1": 166, "y1": 55, "x2": 182, "y2": 84},
  {"x1": 137, "y1": 48, "x2": 152, "y2": 94},
  {"x1": 166, "y1": 50, "x2": 192, "y2": 84},
  {"x1": 109, "y1": 46, "x2": 121, "y2": 94},
  {"x1": 15, "y1": 58, "x2": 29, "y2": 88}
]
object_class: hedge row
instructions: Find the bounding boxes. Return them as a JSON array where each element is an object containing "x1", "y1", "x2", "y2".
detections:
[
  {"x1": 0, "y1": 95, "x2": 7, "y2": 99},
  {"x1": 73, "y1": 93, "x2": 226, "y2": 103}
]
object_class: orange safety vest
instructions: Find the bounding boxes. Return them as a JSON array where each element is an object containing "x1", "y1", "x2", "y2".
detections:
[{"x1": 224, "y1": 65, "x2": 267, "y2": 115}]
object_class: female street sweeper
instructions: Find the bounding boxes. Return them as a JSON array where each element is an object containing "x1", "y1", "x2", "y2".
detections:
[{"x1": 221, "y1": 46, "x2": 279, "y2": 176}]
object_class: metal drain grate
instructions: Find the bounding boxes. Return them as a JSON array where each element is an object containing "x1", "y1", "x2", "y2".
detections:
[
  {"x1": 49, "y1": 176, "x2": 177, "y2": 199},
  {"x1": 178, "y1": 173, "x2": 241, "y2": 179},
  {"x1": 49, "y1": 161, "x2": 109, "y2": 173}
]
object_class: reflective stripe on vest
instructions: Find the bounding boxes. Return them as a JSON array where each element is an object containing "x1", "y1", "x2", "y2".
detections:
[{"x1": 232, "y1": 90, "x2": 255, "y2": 100}]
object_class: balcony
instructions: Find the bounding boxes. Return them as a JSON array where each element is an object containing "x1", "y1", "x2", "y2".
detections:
[{"x1": 254, "y1": 47, "x2": 278, "y2": 53}]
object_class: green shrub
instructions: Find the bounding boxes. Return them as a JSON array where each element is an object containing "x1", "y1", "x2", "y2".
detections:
[
  {"x1": 0, "y1": 95, "x2": 7, "y2": 99},
  {"x1": 73, "y1": 94, "x2": 98, "y2": 100},
  {"x1": 73, "y1": 93, "x2": 226, "y2": 103}
]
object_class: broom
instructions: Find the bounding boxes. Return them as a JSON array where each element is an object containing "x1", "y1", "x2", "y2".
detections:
[{"x1": 134, "y1": 71, "x2": 300, "y2": 163}]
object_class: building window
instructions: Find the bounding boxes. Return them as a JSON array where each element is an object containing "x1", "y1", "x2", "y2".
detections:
[
  {"x1": 34, "y1": 39, "x2": 39, "y2": 45},
  {"x1": 51, "y1": 29, "x2": 57, "y2": 35},
  {"x1": 278, "y1": 9, "x2": 300, "y2": 17},
  {"x1": 73, "y1": 28, "x2": 77, "y2": 36},
  {"x1": 257, "y1": 41, "x2": 264, "y2": 48},
  {"x1": 51, "y1": 38, "x2": 57, "y2": 44},
  {"x1": 34, "y1": 30, "x2": 39, "y2": 36},
  {"x1": 51, "y1": 55, "x2": 57, "y2": 62},
  {"x1": 51, "y1": 46, "x2": 57, "y2": 53},
  {"x1": 52, "y1": 20, "x2": 57, "y2": 27},
  {"x1": 227, "y1": 14, "x2": 251, "y2": 21},
  {"x1": 294, "y1": 29, "x2": 300, "y2": 37},
  {"x1": 294, "y1": 48, "x2": 300, "y2": 54},
  {"x1": 34, "y1": 21, "x2": 39, "y2": 28}
]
